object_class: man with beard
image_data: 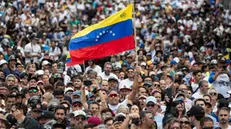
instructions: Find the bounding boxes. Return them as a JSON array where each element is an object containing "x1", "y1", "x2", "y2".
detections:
[
  {"x1": 70, "y1": 110, "x2": 87, "y2": 129},
  {"x1": 218, "y1": 107, "x2": 231, "y2": 129},
  {"x1": 54, "y1": 105, "x2": 70, "y2": 128}
]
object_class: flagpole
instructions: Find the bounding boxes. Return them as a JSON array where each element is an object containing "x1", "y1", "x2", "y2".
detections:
[
  {"x1": 131, "y1": 0, "x2": 138, "y2": 65},
  {"x1": 83, "y1": 61, "x2": 86, "y2": 73}
]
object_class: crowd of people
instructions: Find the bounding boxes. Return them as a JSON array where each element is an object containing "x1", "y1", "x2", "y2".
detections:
[{"x1": 0, "y1": 0, "x2": 231, "y2": 129}]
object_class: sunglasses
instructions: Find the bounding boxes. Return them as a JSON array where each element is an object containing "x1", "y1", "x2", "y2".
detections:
[
  {"x1": 209, "y1": 92, "x2": 217, "y2": 96},
  {"x1": 154, "y1": 84, "x2": 160, "y2": 87},
  {"x1": 109, "y1": 94, "x2": 118, "y2": 98},
  {"x1": 29, "y1": 89, "x2": 37, "y2": 93},
  {"x1": 147, "y1": 103, "x2": 155, "y2": 107},
  {"x1": 180, "y1": 121, "x2": 190, "y2": 125},
  {"x1": 73, "y1": 103, "x2": 82, "y2": 107}
]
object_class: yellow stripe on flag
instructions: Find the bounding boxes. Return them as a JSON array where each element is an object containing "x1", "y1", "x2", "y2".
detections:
[{"x1": 71, "y1": 4, "x2": 133, "y2": 39}]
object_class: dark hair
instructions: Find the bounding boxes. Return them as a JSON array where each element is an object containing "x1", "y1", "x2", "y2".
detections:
[
  {"x1": 11, "y1": 103, "x2": 28, "y2": 116},
  {"x1": 192, "y1": 70, "x2": 201, "y2": 76},
  {"x1": 44, "y1": 84, "x2": 54, "y2": 91},
  {"x1": 200, "y1": 117, "x2": 213, "y2": 127},
  {"x1": 84, "y1": 123, "x2": 97, "y2": 129},
  {"x1": 89, "y1": 101, "x2": 99, "y2": 107},
  {"x1": 54, "y1": 105, "x2": 66, "y2": 115},
  {"x1": 194, "y1": 98, "x2": 206, "y2": 105},
  {"x1": 5, "y1": 94, "x2": 16, "y2": 100},
  {"x1": 55, "y1": 80, "x2": 64, "y2": 87},
  {"x1": 53, "y1": 90, "x2": 64, "y2": 96},
  {"x1": 217, "y1": 107, "x2": 230, "y2": 114},
  {"x1": 101, "y1": 108, "x2": 114, "y2": 116},
  {"x1": 104, "y1": 117, "x2": 113, "y2": 124}
]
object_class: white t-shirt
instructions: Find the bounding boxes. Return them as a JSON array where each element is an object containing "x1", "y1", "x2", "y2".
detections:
[
  {"x1": 49, "y1": 47, "x2": 61, "y2": 61},
  {"x1": 24, "y1": 43, "x2": 41, "y2": 64},
  {"x1": 108, "y1": 99, "x2": 128, "y2": 113},
  {"x1": 85, "y1": 65, "x2": 102, "y2": 75},
  {"x1": 99, "y1": 72, "x2": 118, "y2": 80}
]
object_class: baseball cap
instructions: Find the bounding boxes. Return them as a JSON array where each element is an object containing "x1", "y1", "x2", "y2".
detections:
[
  {"x1": 72, "y1": 91, "x2": 81, "y2": 96},
  {"x1": 38, "y1": 111, "x2": 54, "y2": 120},
  {"x1": 42, "y1": 60, "x2": 50, "y2": 66},
  {"x1": 108, "y1": 77, "x2": 118, "y2": 82},
  {"x1": 73, "y1": 110, "x2": 86, "y2": 118},
  {"x1": 37, "y1": 80, "x2": 44, "y2": 85},
  {"x1": 64, "y1": 87, "x2": 74, "y2": 94},
  {"x1": 146, "y1": 96, "x2": 157, "y2": 104},
  {"x1": 170, "y1": 60, "x2": 177, "y2": 65},
  {"x1": 189, "y1": 105, "x2": 205, "y2": 117},
  {"x1": 119, "y1": 84, "x2": 131, "y2": 91},
  {"x1": 72, "y1": 99, "x2": 82, "y2": 105},
  {"x1": 88, "y1": 116, "x2": 101, "y2": 125},
  {"x1": 218, "y1": 98, "x2": 229, "y2": 108},
  {"x1": 0, "y1": 60, "x2": 7, "y2": 66}
]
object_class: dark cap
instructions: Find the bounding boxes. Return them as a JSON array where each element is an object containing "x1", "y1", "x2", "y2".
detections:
[
  {"x1": 163, "y1": 113, "x2": 176, "y2": 126},
  {"x1": 189, "y1": 105, "x2": 205, "y2": 117},
  {"x1": 108, "y1": 77, "x2": 118, "y2": 82},
  {"x1": 218, "y1": 98, "x2": 229, "y2": 109},
  {"x1": 72, "y1": 99, "x2": 82, "y2": 105},
  {"x1": 38, "y1": 111, "x2": 54, "y2": 120}
]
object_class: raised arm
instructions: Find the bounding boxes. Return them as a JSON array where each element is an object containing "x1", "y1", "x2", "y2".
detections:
[{"x1": 81, "y1": 85, "x2": 88, "y2": 109}]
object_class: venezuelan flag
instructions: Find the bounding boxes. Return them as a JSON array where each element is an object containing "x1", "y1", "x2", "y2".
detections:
[
  {"x1": 66, "y1": 53, "x2": 83, "y2": 66},
  {"x1": 69, "y1": 4, "x2": 135, "y2": 63}
]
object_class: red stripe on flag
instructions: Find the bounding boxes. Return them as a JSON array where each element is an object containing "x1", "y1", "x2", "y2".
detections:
[{"x1": 70, "y1": 35, "x2": 135, "y2": 62}]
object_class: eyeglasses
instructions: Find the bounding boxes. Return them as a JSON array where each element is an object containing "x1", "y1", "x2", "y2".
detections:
[
  {"x1": 147, "y1": 103, "x2": 155, "y2": 107},
  {"x1": 109, "y1": 94, "x2": 118, "y2": 98},
  {"x1": 180, "y1": 121, "x2": 190, "y2": 125},
  {"x1": 29, "y1": 89, "x2": 37, "y2": 93},
  {"x1": 154, "y1": 84, "x2": 160, "y2": 87},
  {"x1": 209, "y1": 92, "x2": 217, "y2": 96},
  {"x1": 75, "y1": 116, "x2": 85, "y2": 121}
]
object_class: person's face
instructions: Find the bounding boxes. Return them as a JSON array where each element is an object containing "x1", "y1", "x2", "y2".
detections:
[
  {"x1": 55, "y1": 109, "x2": 65, "y2": 123},
  {"x1": 180, "y1": 117, "x2": 191, "y2": 129},
  {"x1": 144, "y1": 77, "x2": 152, "y2": 84},
  {"x1": 16, "y1": 65, "x2": 23, "y2": 72},
  {"x1": 101, "y1": 81, "x2": 109, "y2": 91},
  {"x1": 127, "y1": 69, "x2": 134, "y2": 78},
  {"x1": 187, "y1": 90, "x2": 192, "y2": 97},
  {"x1": 88, "y1": 60, "x2": 93, "y2": 66},
  {"x1": 73, "y1": 79, "x2": 82, "y2": 88},
  {"x1": 6, "y1": 97, "x2": 15, "y2": 110},
  {"x1": 178, "y1": 85, "x2": 188, "y2": 94},
  {"x1": 130, "y1": 105, "x2": 139, "y2": 114},
  {"x1": 90, "y1": 104, "x2": 99, "y2": 114},
  {"x1": 159, "y1": 80, "x2": 166, "y2": 90},
  {"x1": 195, "y1": 72, "x2": 202, "y2": 81},
  {"x1": 120, "y1": 72, "x2": 125, "y2": 79},
  {"x1": 9, "y1": 60, "x2": 16, "y2": 67},
  {"x1": 202, "y1": 120, "x2": 213, "y2": 129},
  {"x1": 6, "y1": 77, "x2": 15, "y2": 86},
  {"x1": 203, "y1": 96, "x2": 211, "y2": 103},
  {"x1": 44, "y1": 70, "x2": 50, "y2": 76},
  {"x1": 29, "y1": 79, "x2": 37, "y2": 86},
  {"x1": 72, "y1": 102, "x2": 82, "y2": 111},
  {"x1": 108, "y1": 80, "x2": 117, "y2": 89},
  {"x1": 74, "y1": 115, "x2": 86, "y2": 127},
  {"x1": 31, "y1": 110, "x2": 41, "y2": 119},
  {"x1": 28, "y1": 88, "x2": 39, "y2": 97},
  {"x1": 106, "y1": 119, "x2": 113, "y2": 128},
  {"x1": 139, "y1": 87, "x2": 148, "y2": 96},
  {"x1": 42, "y1": 75, "x2": 49, "y2": 84},
  {"x1": 52, "y1": 63, "x2": 58, "y2": 72},
  {"x1": 219, "y1": 110, "x2": 230, "y2": 124},
  {"x1": 55, "y1": 95, "x2": 64, "y2": 102},
  {"x1": 108, "y1": 91, "x2": 119, "y2": 105},
  {"x1": 176, "y1": 103, "x2": 184, "y2": 112},
  {"x1": 208, "y1": 90, "x2": 218, "y2": 100},
  {"x1": 201, "y1": 82, "x2": 209, "y2": 93},
  {"x1": 144, "y1": 112, "x2": 155, "y2": 127},
  {"x1": 101, "y1": 112, "x2": 113, "y2": 121},
  {"x1": 146, "y1": 102, "x2": 158, "y2": 114},
  {"x1": 169, "y1": 122, "x2": 181, "y2": 129},
  {"x1": 104, "y1": 64, "x2": 112, "y2": 74},
  {"x1": 120, "y1": 89, "x2": 131, "y2": 97},
  {"x1": 195, "y1": 100, "x2": 206, "y2": 110},
  {"x1": 153, "y1": 92, "x2": 161, "y2": 103}
]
